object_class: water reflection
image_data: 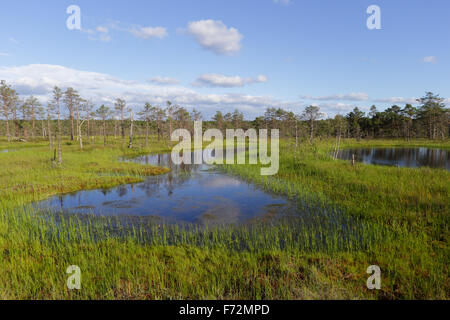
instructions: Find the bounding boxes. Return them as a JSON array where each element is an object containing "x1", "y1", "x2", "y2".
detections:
[
  {"x1": 337, "y1": 147, "x2": 449, "y2": 170},
  {"x1": 36, "y1": 150, "x2": 294, "y2": 224}
]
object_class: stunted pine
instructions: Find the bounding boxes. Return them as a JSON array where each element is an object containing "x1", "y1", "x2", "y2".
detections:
[{"x1": 96, "y1": 104, "x2": 112, "y2": 146}]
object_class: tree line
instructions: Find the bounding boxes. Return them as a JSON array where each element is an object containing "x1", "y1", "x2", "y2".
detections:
[
  {"x1": 254, "y1": 93, "x2": 448, "y2": 143},
  {"x1": 1, "y1": 79, "x2": 448, "y2": 162}
]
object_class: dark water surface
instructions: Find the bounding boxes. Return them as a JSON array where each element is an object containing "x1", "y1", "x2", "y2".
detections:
[
  {"x1": 337, "y1": 147, "x2": 449, "y2": 170},
  {"x1": 36, "y1": 151, "x2": 296, "y2": 224}
]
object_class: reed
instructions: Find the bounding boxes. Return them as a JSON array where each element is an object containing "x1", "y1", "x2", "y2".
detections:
[{"x1": 0, "y1": 136, "x2": 448, "y2": 299}]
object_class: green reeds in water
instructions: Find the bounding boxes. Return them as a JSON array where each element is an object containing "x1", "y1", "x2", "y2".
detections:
[{"x1": 17, "y1": 201, "x2": 387, "y2": 257}]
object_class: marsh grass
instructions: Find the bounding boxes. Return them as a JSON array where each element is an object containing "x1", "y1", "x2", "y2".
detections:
[
  {"x1": 0, "y1": 136, "x2": 448, "y2": 299},
  {"x1": 222, "y1": 138, "x2": 449, "y2": 299}
]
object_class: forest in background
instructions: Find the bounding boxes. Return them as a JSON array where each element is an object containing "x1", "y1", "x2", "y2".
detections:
[{"x1": 1, "y1": 81, "x2": 448, "y2": 150}]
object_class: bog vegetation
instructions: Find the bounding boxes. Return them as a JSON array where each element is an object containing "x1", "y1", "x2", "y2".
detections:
[{"x1": 0, "y1": 81, "x2": 448, "y2": 299}]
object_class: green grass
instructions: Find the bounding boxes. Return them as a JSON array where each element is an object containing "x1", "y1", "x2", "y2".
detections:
[
  {"x1": 0, "y1": 136, "x2": 448, "y2": 299},
  {"x1": 223, "y1": 138, "x2": 449, "y2": 299}
]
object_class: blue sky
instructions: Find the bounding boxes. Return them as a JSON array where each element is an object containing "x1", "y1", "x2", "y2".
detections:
[{"x1": 0, "y1": 0, "x2": 449, "y2": 119}]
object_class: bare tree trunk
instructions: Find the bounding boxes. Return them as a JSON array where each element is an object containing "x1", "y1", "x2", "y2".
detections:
[
  {"x1": 92, "y1": 120, "x2": 96, "y2": 144},
  {"x1": 76, "y1": 105, "x2": 79, "y2": 141},
  {"x1": 121, "y1": 110, "x2": 125, "y2": 145},
  {"x1": 128, "y1": 111, "x2": 134, "y2": 149},
  {"x1": 70, "y1": 108, "x2": 74, "y2": 141},
  {"x1": 5, "y1": 115, "x2": 10, "y2": 142},
  {"x1": 169, "y1": 118, "x2": 172, "y2": 141},
  {"x1": 87, "y1": 112, "x2": 90, "y2": 139},
  {"x1": 57, "y1": 107, "x2": 62, "y2": 164},
  {"x1": 103, "y1": 120, "x2": 107, "y2": 146},
  {"x1": 42, "y1": 120, "x2": 45, "y2": 138},
  {"x1": 31, "y1": 105, "x2": 35, "y2": 140},
  {"x1": 78, "y1": 120, "x2": 85, "y2": 150},
  {"x1": 157, "y1": 120, "x2": 161, "y2": 141},
  {"x1": 48, "y1": 115, "x2": 53, "y2": 150},
  {"x1": 145, "y1": 119, "x2": 149, "y2": 147},
  {"x1": 13, "y1": 109, "x2": 18, "y2": 139}
]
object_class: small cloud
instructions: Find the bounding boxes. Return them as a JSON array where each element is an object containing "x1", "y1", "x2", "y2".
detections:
[
  {"x1": 0, "y1": 52, "x2": 10, "y2": 57},
  {"x1": 273, "y1": 0, "x2": 293, "y2": 5},
  {"x1": 96, "y1": 26, "x2": 109, "y2": 33},
  {"x1": 130, "y1": 26, "x2": 168, "y2": 39},
  {"x1": 83, "y1": 28, "x2": 95, "y2": 35},
  {"x1": 192, "y1": 74, "x2": 268, "y2": 88},
  {"x1": 373, "y1": 97, "x2": 418, "y2": 104},
  {"x1": 423, "y1": 56, "x2": 437, "y2": 63},
  {"x1": 81, "y1": 22, "x2": 168, "y2": 42},
  {"x1": 83, "y1": 26, "x2": 111, "y2": 42},
  {"x1": 256, "y1": 75, "x2": 268, "y2": 83},
  {"x1": 312, "y1": 102, "x2": 368, "y2": 117},
  {"x1": 148, "y1": 76, "x2": 180, "y2": 85},
  {"x1": 185, "y1": 20, "x2": 243, "y2": 55},
  {"x1": 300, "y1": 92, "x2": 369, "y2": 102},
  {"x1": 9, "y1": 37, "x2": 18, "y2": 44}
]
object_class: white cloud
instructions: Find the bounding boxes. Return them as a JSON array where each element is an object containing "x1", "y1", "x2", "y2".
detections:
[
  {"x1": 256, "y1": 75, "x2": 268, "y2": 83},
  {"x1": 300, "y1": 92, "x2": 369, "y2": 101},
  {"x1": 96, "y1": 26, "x2": 109, "y2": 33},
  {"x1": 79, "y1": 21, "x2": 168, "y2": 42},
  {"x1": 301, "y1": 92, "x2": 427, "y2": 107},
  {"x1": 130, "y1": 26, "x2": 168, "y2": 39},
  {"x1": 192, "y1": 74, "x2": 268, "y2": 87},
  {"x1": 314, "y1": 102, "x2": 360, "y2": 113},
  {"x1": 185, "y1": 20, "x2": 243, "y2": 55},
  {"x1": 0, "y1": 64, "x2": 295, "y2": 118},
  {"x1": 148, "y1": 76, "x2": 180, "y2": 85},
  {"x1": 373, "y1": 97, "x2": 418, "y2": 104},
  {"x1": 423, "y1": 56, "x2": 437, "y2": 63},
  {"x1": 0, "y1": 53, "x2": 10, "y2": 57},
  {"x1": 83, "y1": 26, "x2": 111, "y2": 42},
  {"x1": 310, "y1": 102, "x2": 371, "y2": 118}
]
